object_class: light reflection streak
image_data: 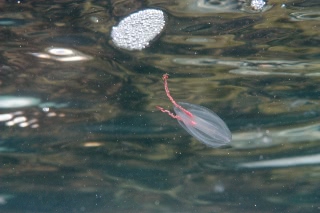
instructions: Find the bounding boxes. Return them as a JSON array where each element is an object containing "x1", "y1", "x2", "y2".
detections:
[
  {"x1": 238, "y1": 153, "x2": 320, "y2": 168},
  {"x1": 173, "y1": 58, "x2": 320, "y2": 76},
  {"x1": 0, "y1": 114, "x2": 13, "y2": 122},
  {"x1": 30, "y1": 47, "x2": 92, "y2": 62},
  {"x1": 0, "y1": 95, "x2": 68, "y2": 128},
  {"x1": 1, "y1": 108, "x2": 65, "y2": 128},
  {"x1": 0, "y1": 96, "x2": 41, "y2": 108},
  {"x1": 232, "y1": 122, "x2": 320, "y2": 149},
  {"x1": 290, "y1": 11, "x2": 320, "y2": 21}
]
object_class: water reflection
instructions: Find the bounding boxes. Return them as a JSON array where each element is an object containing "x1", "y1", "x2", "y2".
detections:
[
  {"x1": 0, "y1": 18, "x2": 27, "y2": 26},
  {"x1": 0, "y1": 194, "x2": 14, "y2": 205},
  {"x1": 0, "y1": 96, "x2": 41, "y2": 108},
  {"x1": 232, "y1": 122, "x2": 320, "y2": 149},
  {"x1": 171, "y1": 57, "x2": 320, "y2": 77},
  {"x1": 290, "y1": 11, "x2": 320, "y2": 21},
  {"x1": 31, "y1": 47, "x2": 92, "y2": 62},
  {"x1": 0, "y1": 96, "x2": 69, "y2": 128},
  {"x1": 183, "y1": 0, "x2": 271, "y2": 13},
  {"x1": 238, "y1": 153, "x2": 320, "y2": 168},
  {"x1": 0, "y1": 0, "x2": 320, "y2": 212}
]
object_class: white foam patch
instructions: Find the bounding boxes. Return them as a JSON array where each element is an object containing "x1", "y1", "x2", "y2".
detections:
[{"x1": 111, "y1": 9, "x2": 165, "y2": 50}]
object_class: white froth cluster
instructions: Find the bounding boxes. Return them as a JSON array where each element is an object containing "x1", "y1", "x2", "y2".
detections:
[
  {"x1": 111, "y1": 9, "x2": 165, "y2": 51},
  {"x1": 251, "y1": 0, "x2": 265, "y2": 10}
]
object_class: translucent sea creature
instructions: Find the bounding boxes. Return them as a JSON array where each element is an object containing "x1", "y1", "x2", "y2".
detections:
[{"x1": 157, "y1": 74, "x2": 232, "y2": 148}]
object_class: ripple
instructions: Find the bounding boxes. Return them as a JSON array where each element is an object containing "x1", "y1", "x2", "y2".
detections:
[
  {"x1": 0, "y1": 18, "x2": 27, "y2": 26},
  {"x1": 195, "y1": 0, "x2": 242, "y2": 12},
  {"x1": 232, "y1": 122, "x2": 320, "y2": 149},
  {"x1": 290, "y1": 11, "x2": 320, "y2": 21},
  {"x1": 173, "y1": 57, "x2": 320, "y2": 76},
  {"x1": 238, "y1": 153, "x2": 320, "y2": 168}
]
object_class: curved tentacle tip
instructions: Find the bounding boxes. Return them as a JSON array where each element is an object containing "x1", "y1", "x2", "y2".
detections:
[{"x1": 162, "y1": 73, "x2": 169, "y2": 80}]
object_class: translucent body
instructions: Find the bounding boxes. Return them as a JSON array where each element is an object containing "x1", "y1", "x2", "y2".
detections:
[
  {"x1": 156, "y1": 74, "x2": 232, "y2": 148},
  {"x1": 174, "y1": 102, "x2": 232, "y2": 147}
]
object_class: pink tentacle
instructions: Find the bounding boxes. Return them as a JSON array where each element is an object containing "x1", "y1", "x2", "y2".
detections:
[
  {"x1": 162, "y1": 74, "x2": 193, "y2": 118},
  {"x1": 156, "y1": 106, "x2": 181, "y2": 120}
]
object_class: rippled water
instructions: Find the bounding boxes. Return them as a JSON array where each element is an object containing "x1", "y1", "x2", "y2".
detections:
[{"x1": 0, "y1": 0, "x2": 320, "y2": 212}]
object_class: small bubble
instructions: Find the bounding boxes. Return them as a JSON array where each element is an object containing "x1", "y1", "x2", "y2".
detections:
[
  {"x1": 42, "y1": 107, "x2": 50, "y2": 112},
  {"x1": 90, "y1": 16, "x2": 99, "y2": 23}
]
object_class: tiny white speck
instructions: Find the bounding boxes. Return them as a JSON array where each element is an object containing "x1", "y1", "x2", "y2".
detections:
[{"x1": 42, "y1": 107, "x2": 50, "y2": 112}]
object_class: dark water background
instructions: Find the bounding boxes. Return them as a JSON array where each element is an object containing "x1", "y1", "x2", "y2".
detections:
[{"x1": 0, "y1": 0, "x2": 320, "y2": 212}]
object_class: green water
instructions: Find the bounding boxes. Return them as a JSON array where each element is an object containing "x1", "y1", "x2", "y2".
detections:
[{"x1": 0, "y1": 0, "x2": 319, "y2": 212}]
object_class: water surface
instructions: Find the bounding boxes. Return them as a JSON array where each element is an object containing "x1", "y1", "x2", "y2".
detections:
[{"x1": 0, "y1": 0, "x2": 319, "y2": 212}]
